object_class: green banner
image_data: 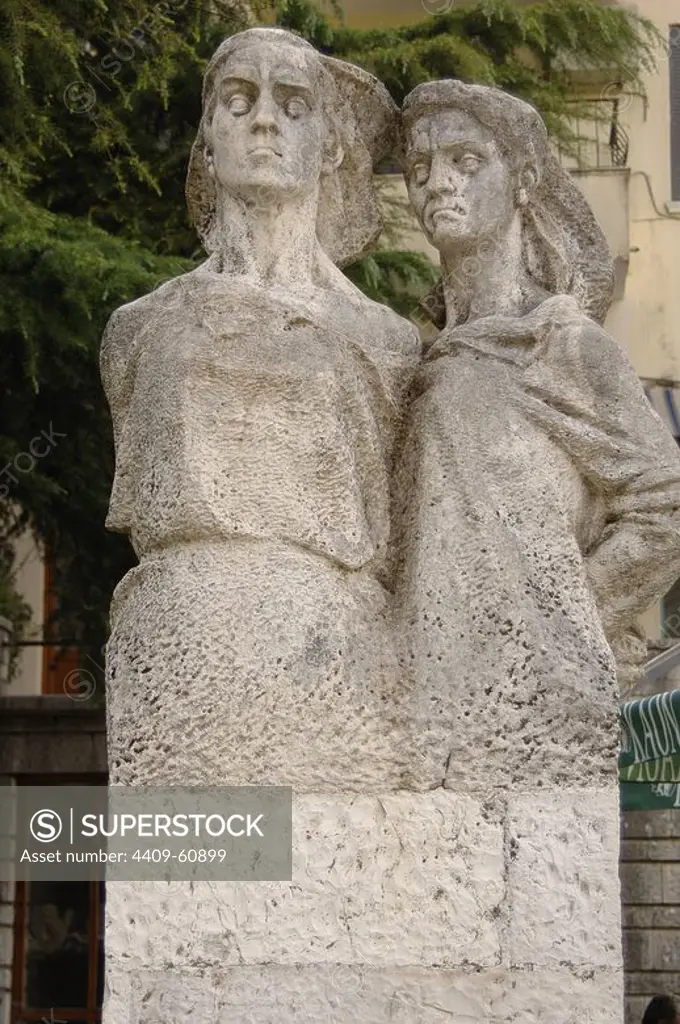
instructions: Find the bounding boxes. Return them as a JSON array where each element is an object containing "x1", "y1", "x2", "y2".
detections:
[
  {"x1": 619, "y1": 690, "x2": 680, "y2": 809},
  {"x1": 620, "y1": 689, "x2": 680, "y2": 772},
  {"x1": 620, "y1": 780, "x2": 680, "y2": 811},
  {"x1": 620, "y1": 753, "x2": 680, "y2": 784}
]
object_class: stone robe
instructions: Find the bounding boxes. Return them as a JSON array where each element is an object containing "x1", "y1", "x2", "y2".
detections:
[
  {"x1": 394, "y1": 295, "x2": 680, "y2": 792},
  {"x1": 101, "y1": 263, "x2": 420, "y2": 789}
]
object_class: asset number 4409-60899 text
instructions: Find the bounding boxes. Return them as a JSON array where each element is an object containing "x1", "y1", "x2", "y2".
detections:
[{"x1": 132, "y1": 849, "x2": 230, "y2": 862}]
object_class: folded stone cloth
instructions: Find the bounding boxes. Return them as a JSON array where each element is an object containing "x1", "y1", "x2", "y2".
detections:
[{"x1": 393, "y1": 294, "x2": 680, "y2": 789}]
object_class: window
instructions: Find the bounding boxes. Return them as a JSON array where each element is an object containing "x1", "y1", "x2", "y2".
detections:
[
  {"x1": 663, "y1": 575, "x2": 680, "y2": 641},
  {"x1": 671, "y1": 25, "x2": 680, "y2": 201},
  {"x1": 10, "y1": 778, "x2": 107, "y2": 1024},
  {"x1": 11, "y1": 880, "x2": 105, "y2": 1023}
]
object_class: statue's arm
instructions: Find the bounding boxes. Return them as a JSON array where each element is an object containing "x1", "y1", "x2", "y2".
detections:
[
  {"x1": 576, "y1": 324, "x2": 680, "y2": 648},
  {"x1": 100, "y1": 301, "x2": 140, "y2": 446},
  {"x1": 100, "y1": 301, "x2": 146, "y2": 534}
]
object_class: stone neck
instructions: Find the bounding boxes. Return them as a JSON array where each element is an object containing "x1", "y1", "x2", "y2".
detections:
[
  {"x1": 212, "y1": 186, "x2": 323, "y2": 289},
  {"x1": 440, "y1": 213, "x2": 529, "y2": 325}
]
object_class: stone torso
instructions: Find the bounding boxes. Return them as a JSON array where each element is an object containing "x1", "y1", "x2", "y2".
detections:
[
  {"x1": 101, "y1": 266, "x2": 421, "y2": 792},
  {"x1": 103, "y1": 266, "x2": 420, "y2": 573},
  {"x1": 395, "y1": 296, "x2": 647, "y2": 791}
]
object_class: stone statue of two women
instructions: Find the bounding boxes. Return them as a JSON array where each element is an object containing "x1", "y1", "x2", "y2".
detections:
[
  {"x1": 101, "y1": 28, "x2": 680, "y2": 795},
  {"x1": 100, "y1": 28, "x2": 680, "y2": 1022}
]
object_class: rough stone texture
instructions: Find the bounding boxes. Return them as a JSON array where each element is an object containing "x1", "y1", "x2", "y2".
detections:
[
  {"x1": 100, "y1": 63, "x2": 680, "y2": 1022},
  {"x1": 392, "y1": 294, "x2": 680, "y2": 791},
  {"x1": 391, "y1": 78, "x2": 680, "y2": 1021},
  {"x1": 395, "y1": 83, "x2": 680, "y2": 790},
  {"x1": 105, "y1": 792, "x2": 504, "y2": 972},
  {"x1": 186, "y1": 32, "x2": 399, "y2": 268},
  {"x1": 102, "y1": 788, "x2": 624, "y2": 1022},
  {"x1": 105, "y1": 965, "x2": 623, "y2": 1024},
  {"x1": 101, "y1": 30, "x2": 420, "y2": 792},
  {"x1": 506, "y1": 790, "x2": 621, "y2": 970}
]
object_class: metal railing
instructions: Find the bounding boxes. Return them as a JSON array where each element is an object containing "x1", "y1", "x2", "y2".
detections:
[
  {"x1": 558, "y1": 97, "x2": 630, "y2": 170},
  {"x1": 643, "y1": 641, "x2": 680, "y2": 683}
]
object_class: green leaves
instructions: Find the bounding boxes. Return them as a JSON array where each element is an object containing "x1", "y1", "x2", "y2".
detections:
[
  {"x1": 345, "y1": 251, "x2": 439, "y2": 319},
  {"x1": 324, "y1": 0, "x2": 658, "y2": 116},
  {"x1": 0, "y1": 0, "x2": 663, "y2": 661},
  {"x1": 0, "y1": 182, "x2": 189, "y2": 645}
]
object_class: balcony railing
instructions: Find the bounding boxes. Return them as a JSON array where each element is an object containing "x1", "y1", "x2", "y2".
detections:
[{"x1": 557, "y1": 97, "x2": 630, "y2": 171}]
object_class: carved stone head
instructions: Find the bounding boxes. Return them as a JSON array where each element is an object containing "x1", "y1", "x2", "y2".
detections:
[
  {"x1": 186, "y1": 28, "x2": 398, "y2": 267},
  {"x1": 402, "y1": 80, "x2": 614, "y2": 325}
]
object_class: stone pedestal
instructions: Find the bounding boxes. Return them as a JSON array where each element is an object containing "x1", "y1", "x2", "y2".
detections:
[{"x1": 103, "y1": 785, "x2": 623, "y2": 1023}]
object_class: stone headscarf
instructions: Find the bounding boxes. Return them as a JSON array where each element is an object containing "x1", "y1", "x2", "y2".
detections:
[{"x1": 402, "y1": 80, "x2": 615, "y2": 327}]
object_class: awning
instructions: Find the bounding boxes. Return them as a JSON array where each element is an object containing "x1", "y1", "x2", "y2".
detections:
[
  {"x1": 619, "y1": 689, "x2": 680, "y2": 809},
  {"x1": 643, "y1": 382, "x2": 680, "y2": 440}
]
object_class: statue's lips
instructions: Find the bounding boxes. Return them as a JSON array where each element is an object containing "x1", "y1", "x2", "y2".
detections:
[
  {"x1": 248, "y1": 146, "x2": 282, "y2": 158},
  {"x1": 429, "y1": 205, "x2": 467, "y2": 221}
]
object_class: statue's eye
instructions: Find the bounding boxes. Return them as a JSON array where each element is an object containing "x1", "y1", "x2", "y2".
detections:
[
  {"x1": 284, "y1": 96, "x2": 308, "y2": 119},
  {"x1": 412, "y1": 162, "x2": 430, "y2": 186},
  {"x1": 227, "y1": 94, "x2": 251, "y2": 116},
  {"x1": 459, "y1": 153, "x2": 482, "y2": 173}
]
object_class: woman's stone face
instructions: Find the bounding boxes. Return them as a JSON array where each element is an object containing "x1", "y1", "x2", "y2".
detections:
[
  {"x1": 405, "y1": 108, "x2": 516, "y2": 253},
  {"x1": 208, "y1": 39, "x2": 327, "y2": 203}
]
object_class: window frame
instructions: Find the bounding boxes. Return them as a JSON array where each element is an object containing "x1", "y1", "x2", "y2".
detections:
[
  {"x1": 670, "y1": 24, "x2": 680, "y2": 202},
  {"x1": 10, "y1": 775, "x2": 107, "y2": 1024},
  {"x1": 11, "y1": 879, "x2": 104, "y2": 1024}
]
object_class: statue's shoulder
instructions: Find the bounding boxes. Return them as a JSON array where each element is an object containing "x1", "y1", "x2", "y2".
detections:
[
  {"x1": 537, "y1": 294, "x2": 632, "y2": 385},
  {"x1": 100, "y1": 271, "x2": 197, "y2": 392},
  {"x1": 355, "y1": 292, "x2": 422, "y2": 361},
  {"x1": 103, "y1": 272, "x2": 191, "y2": 342}
]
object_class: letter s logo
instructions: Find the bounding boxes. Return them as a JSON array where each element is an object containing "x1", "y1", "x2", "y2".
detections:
[{"x1": 30, "y1": 809, "x2": 63, "y2": 843}]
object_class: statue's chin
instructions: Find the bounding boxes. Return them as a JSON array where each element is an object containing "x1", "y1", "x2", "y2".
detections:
[
  {"x1": 220, "y1": 173, "x2": 317, "y2": 207},
  {"x1": 429, "y1": 222, "x2": 475, "y2": 252}
]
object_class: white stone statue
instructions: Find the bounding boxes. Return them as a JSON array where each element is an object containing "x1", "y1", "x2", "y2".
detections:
[
  {"x1": 394, "y1": 80, "x2": 680, "y2": 792},
  {"x1": 100, "y1": 28, "x2": 420, "y2": 791},
  {"x1": 99, "y1": 63, "x2": 672, "y2": 1023}
]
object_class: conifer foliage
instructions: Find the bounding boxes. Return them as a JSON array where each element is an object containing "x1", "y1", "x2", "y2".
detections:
[{"x1": 0, "y1": 0, "x2": 660, "y2": 665}]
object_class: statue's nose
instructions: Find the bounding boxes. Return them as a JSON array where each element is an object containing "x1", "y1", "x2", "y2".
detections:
[
  {"x1": 250, "y1": 94, "x2": 280, "y2": 134},
  {"x1": 426, "y1": 153, "x2": 464, "y2": 196}
]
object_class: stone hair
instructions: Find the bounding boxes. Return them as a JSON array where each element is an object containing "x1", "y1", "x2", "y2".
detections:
[{"x1": 402, "y1": 79, "x2": 548, "y2": 177}]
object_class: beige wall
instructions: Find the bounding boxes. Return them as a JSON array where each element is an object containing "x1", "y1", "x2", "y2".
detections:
[
  {"x1": 613, "y1": 1, "x2": 680, "y2": 380},
  {"x1": 606, "y1": 2, "x2": 680, "y2": 636}
]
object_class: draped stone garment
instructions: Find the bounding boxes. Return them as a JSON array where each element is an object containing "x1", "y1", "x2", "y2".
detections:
[
  {"x1": 394, "y1": 295, "x2": 680, "y2": 792},
  {"x1": 101, "y1": 264, "x2": 420, "y2": 789}
]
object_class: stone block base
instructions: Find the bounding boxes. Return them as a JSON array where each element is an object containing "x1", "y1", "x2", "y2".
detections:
[
  {"x1": 103, "y1": 787, "x2": 623, "y2": 1022},
  {"x1": 105, "y1": 965, "x2": 623, "y2": 1023}
]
